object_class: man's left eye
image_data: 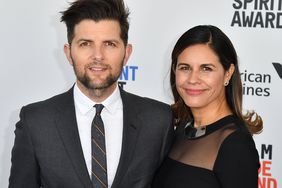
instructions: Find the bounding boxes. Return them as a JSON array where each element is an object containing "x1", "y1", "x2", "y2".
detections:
[{"x1": 105, "y1": 42, "x2": 116, "y2": 47}]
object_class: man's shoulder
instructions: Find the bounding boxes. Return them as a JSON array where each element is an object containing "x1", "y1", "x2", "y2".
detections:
[{"x1": 22, "y1": 88, "x2": 73, "y2": 112}]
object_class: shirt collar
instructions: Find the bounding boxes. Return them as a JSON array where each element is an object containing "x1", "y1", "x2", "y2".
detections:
[{"x1": 73, "y1": 83, "x2": 122, "y2": 115}]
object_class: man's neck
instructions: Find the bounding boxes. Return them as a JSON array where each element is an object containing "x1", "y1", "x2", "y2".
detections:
[{"x1": 76, "y1": 81, "x2": 117, "y2": 103}]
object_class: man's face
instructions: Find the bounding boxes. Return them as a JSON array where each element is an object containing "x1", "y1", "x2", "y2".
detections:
[{"x1": 64, "y1": 19, "x2": 132, "y2": 97}]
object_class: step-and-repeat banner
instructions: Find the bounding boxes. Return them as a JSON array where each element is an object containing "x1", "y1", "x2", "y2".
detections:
[{"x1": 0, "y1": 0, "x2": 281, "y2": 187}]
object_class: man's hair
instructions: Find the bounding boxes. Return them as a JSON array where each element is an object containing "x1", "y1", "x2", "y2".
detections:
[{"x1": 60, "y1": 0, "x2": 130, "y2": 45}]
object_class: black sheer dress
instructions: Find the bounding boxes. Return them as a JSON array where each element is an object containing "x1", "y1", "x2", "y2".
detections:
[{"x1": 152, "y1": 115, "x2": 260, "y2": 188}]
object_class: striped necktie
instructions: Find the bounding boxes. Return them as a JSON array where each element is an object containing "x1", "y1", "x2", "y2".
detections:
[{"x1": 91, "y1": 104, "x2": 108, "y2": 188}]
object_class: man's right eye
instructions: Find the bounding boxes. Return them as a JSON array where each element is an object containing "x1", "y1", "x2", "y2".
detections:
[{"x1": 79, "y1": 41, "x2": 91, "y2": 47}]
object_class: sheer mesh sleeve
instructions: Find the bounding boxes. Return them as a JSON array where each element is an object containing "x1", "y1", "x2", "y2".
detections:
[{"x1": 213, "y1": 130, "x2": 260, "y2": 188}]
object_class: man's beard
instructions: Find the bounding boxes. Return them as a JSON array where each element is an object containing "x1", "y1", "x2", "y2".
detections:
[
  {"x1": 78, "y1": 70, "x2": 117, "y2": 90},
  {"x1": 71, "y1": 57, "x2": 124, "y2": 91}
]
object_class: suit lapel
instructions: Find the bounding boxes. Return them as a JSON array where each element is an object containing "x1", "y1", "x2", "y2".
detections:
[
  {"x1": 55, "y1": 88, "x2": 93, "y2": 188},
  {"x1": 111, "y1": 89, "x2": 142, "y2": 188}
]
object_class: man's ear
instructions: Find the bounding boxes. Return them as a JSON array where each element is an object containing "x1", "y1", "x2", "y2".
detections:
[
  {"x1": 64, "y1": 44, "x2": 73, "y2": 66},
  {"x1": 123, "y1": 43, "x2": 132, "y2": 66}
]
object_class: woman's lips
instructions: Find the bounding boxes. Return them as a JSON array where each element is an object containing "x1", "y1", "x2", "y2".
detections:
[{"x1": 184, "y1": 88, "x2": 205, "y2": 95}]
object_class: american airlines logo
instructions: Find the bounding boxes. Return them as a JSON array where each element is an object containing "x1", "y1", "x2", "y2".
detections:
[{"x1": 272, "y1": 62, "x2": 282, "y2": 79}]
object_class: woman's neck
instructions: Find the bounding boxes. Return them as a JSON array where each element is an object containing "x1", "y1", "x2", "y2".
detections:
[{"x1": 191, "y1": 101, "x2": 233, "y2": 128}]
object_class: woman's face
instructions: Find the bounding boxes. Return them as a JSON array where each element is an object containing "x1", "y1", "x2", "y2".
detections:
[{"x1": 175, "y1": 44, "x2": 233, "y2": 112}]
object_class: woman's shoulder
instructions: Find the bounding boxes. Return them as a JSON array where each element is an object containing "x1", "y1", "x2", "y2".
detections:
[{"x1": 214, "y1": 121, "x2": 260, "y2": 170}]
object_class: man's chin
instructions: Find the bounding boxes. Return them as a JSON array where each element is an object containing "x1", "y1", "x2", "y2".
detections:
[
  {"x1": 86, "y1": 81, "x2": 116, "y2": 90},
  {"x1": 77, "y1": 76, "x2": 118, "y2": 90},
  {"x1": 86, "y1": 83, "x2": 108, "y2": 90}
]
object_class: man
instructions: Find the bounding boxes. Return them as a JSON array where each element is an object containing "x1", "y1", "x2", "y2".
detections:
[{"x1": 9, "y1": 0, "x2": 174, "y2": 187}]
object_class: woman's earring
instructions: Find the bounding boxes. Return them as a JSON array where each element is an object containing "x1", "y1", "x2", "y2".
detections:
[{"x1": 224, "y1": 80, "x2": 229, "y2": 86}]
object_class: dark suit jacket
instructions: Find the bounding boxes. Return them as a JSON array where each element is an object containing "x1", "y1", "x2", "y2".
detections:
[{"x1": 9, "y1": 87, "x2": 174, "y2": 188}]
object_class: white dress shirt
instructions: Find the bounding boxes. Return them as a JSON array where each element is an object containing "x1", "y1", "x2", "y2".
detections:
[{"x1": 73, "y1": 84, "x2": 123, "y2": 187}]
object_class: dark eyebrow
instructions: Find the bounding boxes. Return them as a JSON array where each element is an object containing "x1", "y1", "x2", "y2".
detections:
[
  {"x1": 104, "y1": 39, "x2": 121, "y2": 44},
  {"x1": 76, "y1": 39, "x2": 93, "y2": 43},
  {"x1": 200, "y1": 63, "x2": 216, "y2": 67},
  {"x1": 177, "y1": 62, "x2": 189, "y2": 66}
]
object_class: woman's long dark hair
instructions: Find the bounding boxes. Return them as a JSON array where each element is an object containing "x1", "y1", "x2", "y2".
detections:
[{"x1": 170, "y1": 25, "x2": 262, "y2": 134}]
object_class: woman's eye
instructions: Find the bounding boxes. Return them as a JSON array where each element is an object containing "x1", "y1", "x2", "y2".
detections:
[
  {"x1": 177, "y1": 65, "x2": 190, "y2": 71},
  {"x1": 202, "y1": 66, "x2": 212, "y2": 72}
]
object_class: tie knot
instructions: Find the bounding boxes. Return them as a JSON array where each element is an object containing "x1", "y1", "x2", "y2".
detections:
[{"x1": 94, "y1": 104, "x2": 104, "y2": 114}]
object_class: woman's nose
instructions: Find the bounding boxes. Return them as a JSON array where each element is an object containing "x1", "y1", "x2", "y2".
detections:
[{"x1": 187, "y1": 70, "x2": 200, "y2": 84}]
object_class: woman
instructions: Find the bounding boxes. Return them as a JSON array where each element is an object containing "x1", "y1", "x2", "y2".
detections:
[{"x1": 152, "y1": 25, "x2": 263, "y2": 188}]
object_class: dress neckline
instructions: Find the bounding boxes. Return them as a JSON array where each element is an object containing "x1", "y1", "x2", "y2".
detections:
[{"x1": 183, "y1": 115, "x2": 237, "y2": 140}]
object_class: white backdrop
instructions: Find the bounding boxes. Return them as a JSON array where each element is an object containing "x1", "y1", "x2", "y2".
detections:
[{"x1": 1, "y1": 0, "x2": 281, "y2": 187}]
